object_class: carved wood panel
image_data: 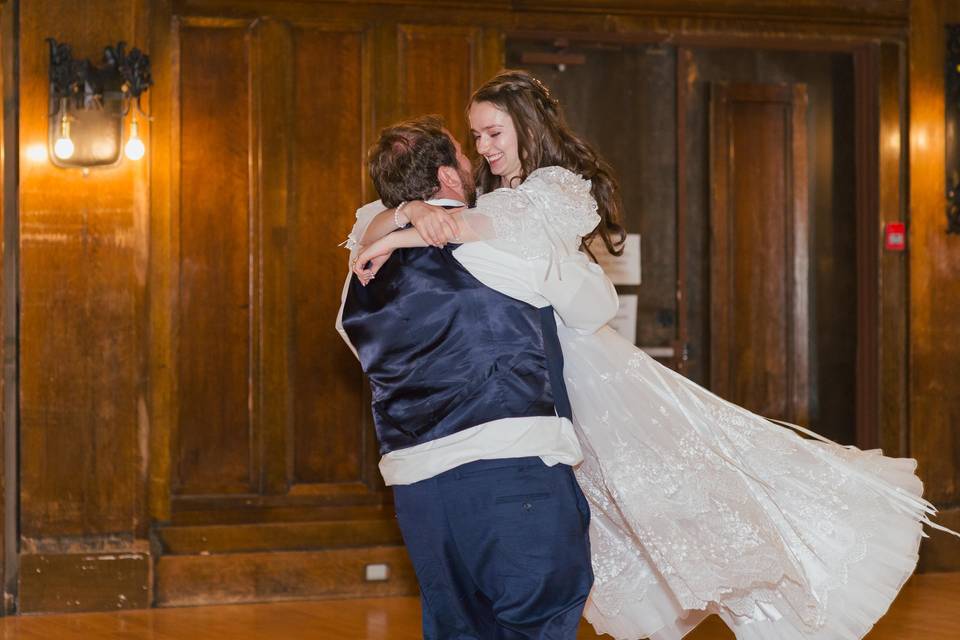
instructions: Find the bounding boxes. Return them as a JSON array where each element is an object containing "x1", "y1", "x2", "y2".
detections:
[
  {"x1": 397, "y1": 24, "x2": 482, "y2": 151},
  {"x1": 709, "y1": 82, "x2": 810, "y2": 424},
  {"x1": 176, "y1": 22, "x2": 255, "y2": 496},
  {"x1": 170, "y1": 16, "x2": 379, "y2": 505}
]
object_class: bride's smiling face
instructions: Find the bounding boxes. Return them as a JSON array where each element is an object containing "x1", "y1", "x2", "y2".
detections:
[{"x1": 469, "y1": 100, "x2": 521, "y2": 187}]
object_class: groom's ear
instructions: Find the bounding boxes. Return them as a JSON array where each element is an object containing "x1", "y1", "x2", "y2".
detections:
[{"x1": 437, "y1": 165, "x2": 461, "y2": 189}]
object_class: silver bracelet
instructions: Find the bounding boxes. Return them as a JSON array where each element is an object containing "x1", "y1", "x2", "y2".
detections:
[{"x1": 394, "y1": 202, "x2": 408, "y2": 229}]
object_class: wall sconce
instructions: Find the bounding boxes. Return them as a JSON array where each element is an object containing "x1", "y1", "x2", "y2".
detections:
[{"x1": 47, "y1": 39, "x2": 152, "y2": 168}]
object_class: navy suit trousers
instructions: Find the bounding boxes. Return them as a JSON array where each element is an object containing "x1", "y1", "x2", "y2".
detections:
[{"x1": 392, "y1": 457, "x2": 593, "y2": 639}]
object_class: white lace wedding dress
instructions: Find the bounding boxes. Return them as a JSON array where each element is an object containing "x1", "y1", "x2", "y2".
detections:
[
  {"x1": 346, "y1": 165, "x2": 956, "y2": 640},
  {"x1": 471, "y1": 166, "x2": 956, "y2": 639},
  {"x1": 562, "y1": 322, "x2": 950, "y2": 639}
]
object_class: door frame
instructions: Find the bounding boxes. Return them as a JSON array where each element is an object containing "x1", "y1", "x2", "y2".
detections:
[{"x1": 506, "y1": 29, "x2": 907, "y2": 453}]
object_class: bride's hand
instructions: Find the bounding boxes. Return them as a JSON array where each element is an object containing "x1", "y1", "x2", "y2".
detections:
[
  {"x1": 402, "y1": 201, "x2": 462, "y2": 247},
  {"x1": 352, "y1": 237, "x2": 395, "y2": 285}
]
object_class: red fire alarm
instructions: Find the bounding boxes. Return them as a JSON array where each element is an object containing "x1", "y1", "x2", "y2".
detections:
[{"x1": 884, "y1": 222, "x2": 906, "y2": 251}]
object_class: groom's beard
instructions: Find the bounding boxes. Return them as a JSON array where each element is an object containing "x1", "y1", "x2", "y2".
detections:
[{"x1": 459, "y1": 166, "x2": 478, "y2": 207}]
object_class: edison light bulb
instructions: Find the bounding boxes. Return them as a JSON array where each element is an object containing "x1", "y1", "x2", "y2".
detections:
[
  {"x1": 124, "y1": 116, "x2": 145, "y2": 161},
  {"x1": 54, "y1": 112, "x2": 74, "y2": 160}
]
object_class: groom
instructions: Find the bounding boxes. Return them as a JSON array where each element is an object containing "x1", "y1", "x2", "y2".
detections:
[{"x1": 337, "y1": 116, "x2": 617, "y2": 639}]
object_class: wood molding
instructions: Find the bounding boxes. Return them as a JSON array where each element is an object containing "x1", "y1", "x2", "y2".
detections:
[
  {"x1": 513, "y1": 0, "x2": 908, "y2": 23},
  {"x1": 18, "y1": 552, "x2": 151, "y2": 614},
  {"x1": 156, "y1": 545, "x2": 416, "y2": 606}
]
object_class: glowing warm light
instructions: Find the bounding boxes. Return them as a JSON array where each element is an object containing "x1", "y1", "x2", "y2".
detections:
[
  {"x1": 124, "y1": 116, "x2": 145, "y2": 161},
  {"x1": 54, "y1": 136, "x2": 74, "y2": 160},
  {"x1": 25, "y1": 144, "x2": 47, "y2": 162},
  {"x1": 124, "y1": 136, "x2": 145, "y2": 161},
  {"x1": 53, "y1": 109, "x2": 74, "y2": 160}
]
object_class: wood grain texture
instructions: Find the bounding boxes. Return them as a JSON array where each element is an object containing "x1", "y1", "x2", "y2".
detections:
[
  {"x1": 398, "y1": 24, "x2": 480, "y2": 149},
  {"x1": 18, "y1": 552, "x2": 150, "y2": 614},
  {"x1": 909, "y1": 0, "x2": 960, "y2": 570},
  {"x1": 18, "y1": 0, "x2": 148, "y2": 540},
  {"x1": 854, "y1": 45, "x2": 882, "y2": 451},
  {"x1": 155, "y1": 546, "x2": 417, "y2": 606},
  {"x1": 680, "y1": 49, "x2": 858, "y2": 437},
  {"x1": 0, "y1": 0, "x2": 10, "y2": 608},
  {"x1": 176, "y1": 22, "x2": 255, "y2": 496},
  {"x1": 148, "y1": 0, "x2": 177, "y2": 527},
  {"x1": 157, "y1": 519, "x2": 403, "y2": 554},
  {"x1": 876, "y1": 41, "x2": 908, "y2": 458},
  {"x1": 709, "y1": 83, "x2": 810, "y2": 424},
  {"x1": 288, "y1": 22, "x2": 369, "y2": 487}
]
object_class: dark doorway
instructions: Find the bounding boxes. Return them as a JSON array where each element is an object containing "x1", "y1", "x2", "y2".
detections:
[{"x1": 507, "y1": 40, "x2": 858, "y2": 445}]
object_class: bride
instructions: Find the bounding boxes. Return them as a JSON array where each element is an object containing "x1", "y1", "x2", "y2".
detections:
[{"x1": 350, "y1": 70, "x2": 958, "y2": 640}]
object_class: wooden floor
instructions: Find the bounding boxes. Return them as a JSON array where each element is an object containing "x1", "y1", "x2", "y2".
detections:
[{"x1": 0, "y1": 573, "x2": 956, "y2": 639}]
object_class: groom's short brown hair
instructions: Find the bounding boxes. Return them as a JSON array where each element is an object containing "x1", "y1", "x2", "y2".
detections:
[{"x1": 368, "y1": 115, "x2": 458, "y2": 208}]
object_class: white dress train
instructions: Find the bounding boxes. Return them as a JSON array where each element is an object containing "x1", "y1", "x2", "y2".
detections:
[{"x1": 560, "y1": 323, "x2": 951, "y2": 640}]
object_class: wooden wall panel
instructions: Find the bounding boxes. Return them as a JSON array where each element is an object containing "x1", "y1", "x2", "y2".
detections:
[
  {"x1": 14, "y1": 0, "x2": 152, "y2": 613},
  {"x1": 710, "y1": 84, "x2": 809, "y2": 424},
  {"x1": 0, "y1": 0, "x2": 9, "y2": 607},
  {"x1": 18, "y1": 0, "x2": 147, "y2": 539},
  {"x1": 289, "y1": 25, "x2": 370, "y2": 487},
  {"x1": 398, "y1": 25, "x2": 480, "y2": 149},
  {"x1": 175, "y1": 23, "x2": 255, "y2": 496},
  {"x1": 910, "y1": 0, "x2": 960, "y2": 571}
]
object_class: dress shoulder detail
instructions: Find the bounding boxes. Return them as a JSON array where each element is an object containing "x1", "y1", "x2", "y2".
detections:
[{"x1": 481, "y1": 166, "x2": 600, "y2": 260}]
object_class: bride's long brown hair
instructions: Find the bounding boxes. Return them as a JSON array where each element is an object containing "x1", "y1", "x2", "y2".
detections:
[{"x1": 469, "y1": 70, "x2": 626, "y2": 256}]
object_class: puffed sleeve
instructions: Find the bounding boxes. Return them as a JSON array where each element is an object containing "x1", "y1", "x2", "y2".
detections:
[
  {"x1": 457, "y1": 167, "x2": 618, "y2": 333},
  {"x1": 460, "y1": 166, "x2": 600, "y2": 260}
]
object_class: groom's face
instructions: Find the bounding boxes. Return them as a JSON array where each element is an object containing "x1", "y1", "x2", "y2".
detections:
[{"x1": 445, "y1": 131, "x2": 477, "y2": 207}]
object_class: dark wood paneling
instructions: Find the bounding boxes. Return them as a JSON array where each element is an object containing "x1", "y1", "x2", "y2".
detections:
[
  {"x1": 710, "y1": 83, "x2": 809, "y2": 424},
  {"x1": 682, "y1": 50, "x2": 858, "y2": 425},
  {"x1": 513, "y1": 0, "x2": 909, "y2": 25},
  {"x1": 157, "y1": 519, "x2": 402, "y2": 554},
  {"x1": 155, "y1": 546, "x2": 417, "y2": 607},
  {"x1": 398, "y1": 24, "x2": 480, "y2": 147},
  {"x1": 18, "y1": 0, "x2": 147, "y2": 541},
  {"x1": 148, "y1": 0, "x2": 177, "y2": 527},
  {"x1": 910, "y1": 0, "x2": 960, "y2": 571},
  {"x1": 876, "y1": 41, "x2": 907, "y2": 458},
  {"x1": 289, "y1": 23, "x2": 369, "y2": 487},
  {"x1": 18, "y1": 552, "x2": 150, "y2": 614},
  {"x1": 176, "y1": 22, "x2": 255, "y2": 495},
  {"x1": 0, "y1": 0, "x2": 10, "y2": 608},
  {"x1": 854, "y1": 45, "x2": 881, "y2": 451},
  {"x1": 254, "y1": 18, "x2": 294, "y2": 498}
]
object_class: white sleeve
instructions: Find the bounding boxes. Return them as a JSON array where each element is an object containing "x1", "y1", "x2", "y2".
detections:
[
  {"x1": 454, "y1": 168, "x2": 618, "y2": 333},
  {"x1": 461, "y1": 166, "x2": 601, "y2": 260},
  {"x1": 335, "y1": 199, "x2": 386, "y2": 360},
  {"x1": 534, "y1": 252, "x2": 619, "y2": 334}
]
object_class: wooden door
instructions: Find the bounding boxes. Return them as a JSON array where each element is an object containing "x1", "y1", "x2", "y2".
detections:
[{"x1": 709, "y1": 83, "x2": 810, "y2": 425}]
